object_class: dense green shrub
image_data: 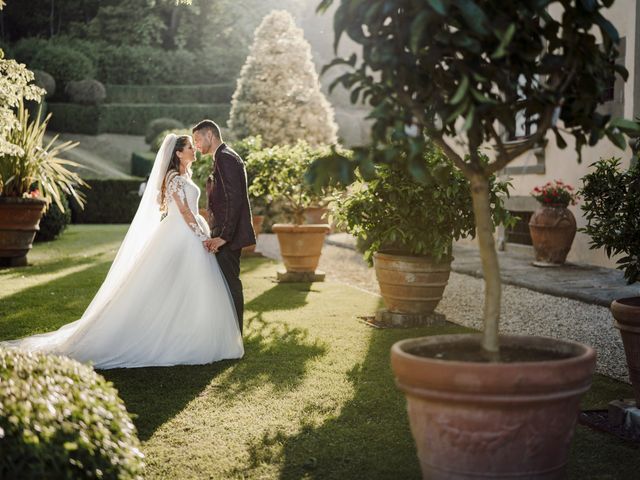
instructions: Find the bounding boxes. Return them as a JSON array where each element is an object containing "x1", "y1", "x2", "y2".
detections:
[
  {"x1": 31, "y1": 46, "x2": 96, "y2": 88},
  {"x1": 131, "y1": 151, "x2": 157, "y2": 177},
  {"x1": 11, "y1": 37, "x2": 49, "y2": 65},
  {"x1": 71, "y1": 179, "x2": 143, "y2": 223},
  {"x1": 334, "y1": 146, "x2": 513, "y2": 264},
  {"x1": 51, "y1": 36, "x2": 105, "y2": 65},
  {"x1": 32, "y1": 70, "x2": 56, "y2": 98},
  {"x1": 35, "y1": 194, "x2": 71, "y2": 242},
  {"x1": 0, "y1": 348, "x2": 144, "y2": 479},
  {"x1": 47, "y1": 103, "x2": 99, "y2": 134},
  {"x1": 145, "y1": 117, "x2": 184, "y2": 144},
  {"x1": 65, "y1": 79, "x2": 107, "y2": 105},
  {"x1": 96, "y1": 45, "x2": 170, "y2": 85},
  {"x1": 580, "y1": 158, "x2": 640, "y2": 284},
  {"x1": 106, "y1": 83, "x2": 235, "y2": 104}
]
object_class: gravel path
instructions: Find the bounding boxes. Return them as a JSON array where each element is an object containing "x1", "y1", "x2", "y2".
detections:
[{"x1": 255, "y1": 234, "x2": 629, "y2": 383}]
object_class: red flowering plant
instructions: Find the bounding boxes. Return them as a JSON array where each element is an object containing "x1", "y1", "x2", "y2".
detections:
[{"x1": 531, "y1": 180, "x2": 578, "y2": 208}]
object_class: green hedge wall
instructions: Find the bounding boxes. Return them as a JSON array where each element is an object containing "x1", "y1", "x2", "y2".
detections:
[
  {"x1": 71, "y1": 179, "x2": 143, "y2": 224},
  {"x1": 47, "y1": 103, "x2": 100, "y2": 134},
  {"x1": 106, "y1": 83, "x2": 235, "y2": 104},
  {"x1": 47, "y1": 103, "x2": 231, "y2": 135},
  {"x1": 131, "y1": 151, "x2": 156, "y2": 177}
]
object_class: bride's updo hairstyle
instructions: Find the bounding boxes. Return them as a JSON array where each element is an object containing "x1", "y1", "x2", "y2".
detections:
[{"x1": 159, "y1": 135, "x2": 191, "y2": 212}]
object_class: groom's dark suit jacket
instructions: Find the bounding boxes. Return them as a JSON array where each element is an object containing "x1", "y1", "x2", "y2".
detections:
[{"x1": 206, "y1": 143, "x2": 256, "y2": 251}]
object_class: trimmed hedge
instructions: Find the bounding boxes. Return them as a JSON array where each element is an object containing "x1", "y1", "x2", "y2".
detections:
[
  {"x1": 0, "y1": 348, "x2": 144, "y2": 479},
  {"x1": 47, "y1": 103, "x2": 230, "y2": 135},
  {"x1": 131, "y1": 151, "x2": 156, "y2": 177},
  {"x1": 106, "y1": 83, "x2": 235, "y2": 104},
  {"x1": 47, "y1": 103, "x2": 100, "y2": 134},
  {"x1": 71, "y1": 179, "x2": 143, "y2": 224}
]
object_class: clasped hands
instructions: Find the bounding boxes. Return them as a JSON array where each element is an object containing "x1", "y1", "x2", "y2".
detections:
[{"x1": 203, "y1": 237, "x2": 226, "y2": 254}]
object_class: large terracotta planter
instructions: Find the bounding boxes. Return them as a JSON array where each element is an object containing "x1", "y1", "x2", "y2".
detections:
[
  {"x1": 391, "y1": 334, "x2": 596, "y2": 479},
  {"x1": 611, "y1": 297, "x2": 640, "y2": 406},
  {"x1": 373, "y1": 252, "x2": 451, "y2": 315},
  {"x1": 272, "y1": 223, "x2": 330, "y2": 272},
  {"x1": 528, "y1": 205, "x2": 576, "y2": 266},
  {"x1": 243, "y1": 215, "x2": 265, "y2": 254},
  {"x1": 0, "y1": 197, "x2": 47, "y2": 267}
]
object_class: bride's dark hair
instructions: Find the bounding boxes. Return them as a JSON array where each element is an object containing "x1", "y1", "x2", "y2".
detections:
[{"x1": 159, "y1": 135, "x2": 191, "y2": 212}]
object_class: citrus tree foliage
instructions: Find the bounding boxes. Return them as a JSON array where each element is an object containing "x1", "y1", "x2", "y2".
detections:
[
  {"x1": 248, "y1": 141, "x2": 339, "y2": 224},
  {"x1": 335, "y1": 145, "x2": 513, "y2": 265},
  {"x1": 229, "y1": 10, "x2": 338, "y2": 146},
  {"x1": 312, "y1": 0, "x2": 635, "y2": 183},
  {"x1": 580, "y1": 158, "x2": 640, "y2": 284}
]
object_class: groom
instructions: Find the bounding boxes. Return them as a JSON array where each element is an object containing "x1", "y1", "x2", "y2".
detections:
[{"x1": 192, "y1": 120, "x2": 256, "y2": 334}]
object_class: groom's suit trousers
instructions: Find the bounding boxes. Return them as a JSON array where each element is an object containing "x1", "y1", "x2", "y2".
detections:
[{"x1": 217, "y1": 247, "x2": 244, "y2": 333}]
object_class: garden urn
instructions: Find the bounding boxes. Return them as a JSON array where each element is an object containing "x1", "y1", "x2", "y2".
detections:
[
  {"x1": 611, "y1": 297, "x2": 640, "y2": 406},
  {"x1": 373, "y1": 252, "x2": 451, "y2": 315},
  {"x1": 0, "y1": 197, "x2": 47, "y2": 267},
  {"x1": 528, "y1": 205, "x2": 576, "y2": 266},
  {"x1": 391, "y1": 334, "x2": 596, "y2": 479},
  {"x1": 272, "y1": 223, "x2": 330, "y2": 274}
]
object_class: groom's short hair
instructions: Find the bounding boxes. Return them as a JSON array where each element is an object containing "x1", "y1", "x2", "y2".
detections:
[{"x1": 192, "y1": 119, "x2": 222, "y2": 140}]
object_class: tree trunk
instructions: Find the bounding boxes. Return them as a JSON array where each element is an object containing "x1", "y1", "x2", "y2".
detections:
[
  {"x1": 469, "y1": 172, "x2": 501, "y2": 354},
  {"x1": 49, "y1": 0, "x2": 55, "y2": 38}
]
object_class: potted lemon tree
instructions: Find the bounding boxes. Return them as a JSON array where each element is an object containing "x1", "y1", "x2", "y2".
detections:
[
  {"x1": 581, "y1": 157, "x2": 640, "y2": 406},
  {"x1": 312, "y1": 0, "x2": 637, "y2": 477},
  {"x1": 250, "y1": 140, "x2": 337, "y2": 282},
  {"x1": 335, "y1": 143, "x2": 512, "y2": 326}
]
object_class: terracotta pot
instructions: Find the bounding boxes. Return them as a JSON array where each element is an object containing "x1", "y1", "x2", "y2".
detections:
[
  {"x1": 303, "y1": 206, "x2": 329, "y2": 225},
  {"x1": 373, "y1": 252, "x2": 451, "y2": 314},
  {"x1": 391, "y1": 334, "x2": 596, "y2": 480},
  {"x1": 611, "y1": 297, "x2": 640, "y2": 406},
  {"x1": 528, "y1": 205, "x2": 576, "y2": 266},
  {"x1": 243, "y1": 215, "x2": 265, "y2": 254},
  {"x1": 0, "y1": 197, "x2": 47, "y2": 267},
  {"x1": 272, "y1": 223, "x2": 330, "y2": 272}
]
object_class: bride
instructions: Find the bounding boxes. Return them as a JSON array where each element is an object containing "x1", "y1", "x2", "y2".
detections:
[{"x1": 2, "y1": 133, "x2": 244, "y2": 369}]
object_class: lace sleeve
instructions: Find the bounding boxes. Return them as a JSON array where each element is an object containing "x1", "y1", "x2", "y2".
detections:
[{"x1": 167, "y1": 176, "x2": 209, "y2": 241}]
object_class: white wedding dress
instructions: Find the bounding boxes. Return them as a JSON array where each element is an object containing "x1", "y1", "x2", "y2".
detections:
[{"x1": 2, "y1": 134, "x2": 244, "y2": 369}]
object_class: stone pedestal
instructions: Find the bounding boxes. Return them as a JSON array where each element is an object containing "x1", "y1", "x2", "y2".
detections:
[
  {"x1": 276, "y1": 270, "x2": 325, "y2": 283},
  {"x1": 374, "y1": 309, "x2": 445, "y2": 328},
  {"x1": 608, "y1": 399, "x2": 640, "y2": 435}
]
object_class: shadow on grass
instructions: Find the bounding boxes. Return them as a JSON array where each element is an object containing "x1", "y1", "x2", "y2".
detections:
[
  {"x1": 102, "y1": 361, "x2": 237, "y2": 441},
  {"x1": 216, "y1": 312, "x2": 328, "y2": 402},
  {"x1": 245, "y1": 282, "x2": 318, "y2": 313},
  {"x1": 230, "y1": 316, "x2": 470, "y2": 480}
]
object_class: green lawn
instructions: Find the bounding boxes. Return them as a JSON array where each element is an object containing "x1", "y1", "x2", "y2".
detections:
[{"x1": 1, "y1": 225, "x2": 638, "y2": 479}]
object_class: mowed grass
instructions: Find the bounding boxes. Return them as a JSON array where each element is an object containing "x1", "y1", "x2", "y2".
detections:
[{"x1": 1, "y1": 225, "x2": 638, "y2": 479}]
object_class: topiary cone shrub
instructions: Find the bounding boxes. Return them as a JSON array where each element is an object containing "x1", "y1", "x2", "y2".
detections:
[{"x1": 0, "y1": 348, "x2": 145, "y2": 479}]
